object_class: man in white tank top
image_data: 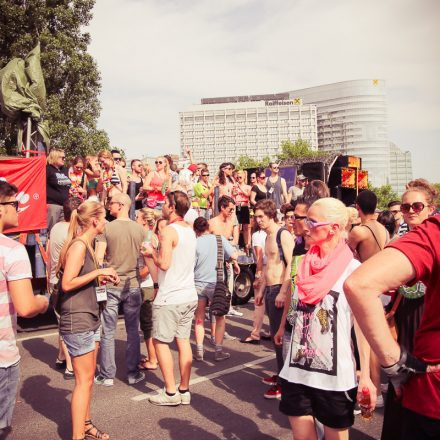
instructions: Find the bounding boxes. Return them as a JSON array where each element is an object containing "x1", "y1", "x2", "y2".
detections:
[{"x1": 142, "y1": 191, "x2": 198, "y2": 406}]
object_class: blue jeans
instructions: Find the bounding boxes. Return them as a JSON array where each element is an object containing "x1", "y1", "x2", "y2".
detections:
[
  {"x1": 0, "y1": 361, "x2": 20, "y2": 430},
  {"x1": 265, "y1": 284, "x2": 284, "y2": 375},
  {"x1": 98, "y1": 287, "x2": 142, "y2": 380}
]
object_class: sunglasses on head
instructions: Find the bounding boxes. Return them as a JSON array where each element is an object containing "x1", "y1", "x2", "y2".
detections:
[{"x1": 401, "y1": 202, "x2": 425, "y2": 213}]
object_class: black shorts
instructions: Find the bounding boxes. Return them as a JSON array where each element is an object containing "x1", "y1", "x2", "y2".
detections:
[
  {"x1": 279, "y1": 379, "x2": 357, "y2": 429},
  {"x1": 236, "y1": 205, "x2": 250, "y2": 225}
]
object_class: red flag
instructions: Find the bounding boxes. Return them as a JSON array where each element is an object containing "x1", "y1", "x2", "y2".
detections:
[{"x1": 0, "y1": 156, "x2": 47, "y2": 233}]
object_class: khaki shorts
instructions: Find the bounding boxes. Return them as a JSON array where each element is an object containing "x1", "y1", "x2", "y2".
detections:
[{"x1": 152, "y1": 301, "x2": 197, "y2": 343}]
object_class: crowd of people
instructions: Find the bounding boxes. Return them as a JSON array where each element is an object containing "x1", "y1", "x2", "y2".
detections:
[{"x1": 0, "y1": 146, "x2": 439, "y2": 440}]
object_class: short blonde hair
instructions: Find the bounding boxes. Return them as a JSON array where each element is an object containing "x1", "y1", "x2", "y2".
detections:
[
  {"x1": 311, "y1": 197, "x2": 349, "y2": 229},
  {"x1": 97, "y1": 150, "x2": 113, "y2": 162},
  {"x1": 346, "y1": 207, "x2": 359, "y2": 224},
  {"x1": 47, "y1": 148, "x2": 64, "y2": 166}
]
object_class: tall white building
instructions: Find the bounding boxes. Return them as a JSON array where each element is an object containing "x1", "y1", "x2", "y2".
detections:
[
  {"x1": 288, "y1": 79, "x2": 389, "y2": 186},
  {"x1": 186, "y1": 79, "x2": 390, "y2": 186},
  {"x1": 179, "y1": 100, "x2": 317, "y2": 173},
  {"x1": 389, "y1": 142, "x2": 413, "y2": 195}
]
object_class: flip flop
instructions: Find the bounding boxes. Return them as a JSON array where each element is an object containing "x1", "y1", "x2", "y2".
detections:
[
  {"x1": 240, "y1": 337, "x2": 260, "y2": 345},
  {"x1": 138, "y1": 359, "x2": 158, "y2": 370}
]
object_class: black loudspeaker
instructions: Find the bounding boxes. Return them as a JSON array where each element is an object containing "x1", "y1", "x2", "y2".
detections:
[
  {"x1": 331, "y1": 186, "x2": 357, "y2": 206},
  {"x1": 301, "y1": 162, "x2": 325, "y2": 181}
]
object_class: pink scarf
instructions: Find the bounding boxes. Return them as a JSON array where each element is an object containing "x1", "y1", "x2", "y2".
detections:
[{"x1": 296, "y1": 239, "x2": 353, "y2": 305}]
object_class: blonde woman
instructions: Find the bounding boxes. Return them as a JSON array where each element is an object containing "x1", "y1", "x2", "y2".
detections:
[
  {"x1": 142, "y1": 156, "x2": 171, "y2": 210},
  {"x1": 97, "y1": 150, "x2": 128, "y2": 203},
  {"x1": 58, "y1": 201, "x2": 119, "y2": 440},
  {"x1": 46, "y1": 148, "x2": 71, "y2": 232}
]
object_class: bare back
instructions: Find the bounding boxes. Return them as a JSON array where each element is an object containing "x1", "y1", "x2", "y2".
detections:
[{"x1": 349, "y1": 220, "x2": 388, "y2": 262}]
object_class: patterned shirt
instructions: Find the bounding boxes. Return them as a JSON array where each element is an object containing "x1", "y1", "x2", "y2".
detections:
[{"x1": 0, "y1": 234, "x2": 32, "y2": 367}]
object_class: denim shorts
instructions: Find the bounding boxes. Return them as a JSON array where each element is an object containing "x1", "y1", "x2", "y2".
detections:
[
  {"x1": 196, "y1": 283, "x2": 216, "y2": 302},
  {"x1": 62, "y1": 327, "x2": 101, "y2": 357},
  {"x1": 0, "y1": 361, "x2": 20, "y2": 430}
]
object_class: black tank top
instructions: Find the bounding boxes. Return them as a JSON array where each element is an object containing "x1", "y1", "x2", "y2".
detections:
[{"x1": 59, "y1": 241, "x2": 100, "y2": 334}]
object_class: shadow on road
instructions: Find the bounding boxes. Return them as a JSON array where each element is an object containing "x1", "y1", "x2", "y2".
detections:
[
  {"x1": 21, "y1": 337, "x2": 58, "y2": 368},
  {"x1": 159, "y1": 418, "x2": 219, "y2": 440},
  {"x1": 191, "y1": 393, "x2": 279, "y2": 440},
  {"x1": 20, "y1": 375, "x2": 71, "y2": 439}
]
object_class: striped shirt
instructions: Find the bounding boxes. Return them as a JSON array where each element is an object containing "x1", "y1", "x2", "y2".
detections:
[{"x1": 0, "y1": 234, "x2": 32, "y2": 367}]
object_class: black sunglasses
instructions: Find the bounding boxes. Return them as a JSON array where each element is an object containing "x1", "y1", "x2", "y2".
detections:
[
  {"x1": 113, "y1": 157, "x2": 122, "y2": 161},
  {"x1": 0, "y1": 201, "x2": 19, "y2": 211},
  {"x1": 202, "y1": 174, "x2": 209, "y2": 177},
  {"x1": 155, "y1": 161, "x2": 163, "y2": 165},
  {"x1": 294, "y1": 214, "x2": 307, "y2": 220},
  {"x1": 401, "y1": 202, "x2": 425, "y2": 213}
]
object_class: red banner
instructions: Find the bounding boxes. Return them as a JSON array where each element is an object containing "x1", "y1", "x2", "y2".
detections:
[{"x1": 0, "y1": 156, "x2": 47, "y2": 233}]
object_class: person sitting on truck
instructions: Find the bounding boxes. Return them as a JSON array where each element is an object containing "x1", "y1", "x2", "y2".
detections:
[{"x1": 0, "y1": 181, "x2": 49, "y2": 438}]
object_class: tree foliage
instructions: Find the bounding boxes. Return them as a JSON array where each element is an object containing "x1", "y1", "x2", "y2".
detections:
[
  {"x1": 369, "y1": 184, "x2": 399, "y2": 210},
  {"x1": 276, "y1": 139, "x2": 322, "y2": 161},
  {"x1": 0, "y1": 0, "x2": 110, "y2": 157},
  {"x1": 234, "y1": 154, "x2": 271, "y2": 170}
]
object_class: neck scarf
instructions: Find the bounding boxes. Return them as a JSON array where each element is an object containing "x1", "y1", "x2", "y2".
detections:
[{"x1": 296, "y1": 239, "x2": 353, "y2": 305}]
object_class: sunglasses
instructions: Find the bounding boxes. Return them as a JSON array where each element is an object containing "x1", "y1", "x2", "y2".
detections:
[
  {"x1": 294, "y1": 214, "x2": 307, "y2": 221},
  {"x1": 250, "y1": 176, "x2": 256, "y2": 180},
  {"x1": 155, "y1": 161, "x2": 163, "y2": 165},
  {"x1": 113, "y1": 157, "x2": 122, "y2": 161},
  {"x1": 60, "y1": 156, "x2": 66, "y2": 160},
  {"x1": 202, "y1": 174, "x2": 209, "y2": 177},
  {"x1": 0, "y1": 201, "x2": 19, "y2": 211},
  {"x1": 258, "y1": 176, "x2": 265, "y2": 179},
  {"x1": 74, "y1": 166, "x2": 84, "y2": 171},
  {"x1": 305, "y1": 218, "x2": 331, "y2": 229},
  {"x1": 272, "y1": 166, "x2": 279, "y2": 169},
  {"x1": 401, "y1": 202, "x2": 425, "y2": 213},
  {"x1": 285, "y1": 214, "x2": 294, "y2": 219}
]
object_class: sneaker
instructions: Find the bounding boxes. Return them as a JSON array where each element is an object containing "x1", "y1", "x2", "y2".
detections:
[
  {"x1": 209, "y1": 337, "x2": 216, "y2": 346},
  {"x1": 262, "y1": 374, "x2": 278, "y2": 386},
  {"x1": 149, "y1": 389, "x2": 182, "y2": 406},
  {"x1": 223, "y1": 332, "x2": 237, "y2": 341},
  {"x1": 179, "y1": 389, "x2": 191, "y2": 405},
  {"x1": 194, "y1": 349, "x2": 204, "y2": 361},
  {"x1": 375, "y1": 394, "x2": 384, "y2": 408},
  {"x1": 214, "y1": 351, "x2": 231, "y2": 362},
  {"x1": 264, "y1": 384, "x2": 281, "y2": 399},
  {"x1": 128, "y1": 371, "x2": 145, "y2": 385},
  {"x1": 55, "y1": 358, "x2": 66, "y2": 370},
  {"x1": 63, "y1": 369, "x2": 75, "y2": 380},
  {"x1": 94, "y1": 374, "x2": 114, "y2": 387},
  {"x1": 353, "y1": 404, "x2": 362, "y2": 415},
  {"x1": 227, "y1": 307, "x2": 243, "y2": 317}
]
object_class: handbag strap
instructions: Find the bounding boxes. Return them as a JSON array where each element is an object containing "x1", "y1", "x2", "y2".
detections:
[
  {"x1": 215, "y1": 235, "x2": 224, "y2": 283},
  {"x1": 387, "y1": 291, "x2": 403, "y2": 319}
]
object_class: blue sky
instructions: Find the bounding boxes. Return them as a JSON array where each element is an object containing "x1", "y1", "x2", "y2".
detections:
[{"x1": 88, "y1": 0, "x2": 440, "y2": 182}]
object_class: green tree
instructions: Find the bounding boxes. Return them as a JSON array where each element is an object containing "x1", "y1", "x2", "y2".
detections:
[
  {"x1": 276, "y1": 139, "x2": 323, "y2": 161},
  {"x1": 369, "y1": 184, "x2": 399, "y2": 210},
  {"x1": 0, "y1": 0, "x2": 110, "y2": 157},
  {"x1": 433, "y1": 183, "x2": 440, "y2": 207},
  {"x1": 234, "y1": 154, "x2": 271, "y2": 170}
]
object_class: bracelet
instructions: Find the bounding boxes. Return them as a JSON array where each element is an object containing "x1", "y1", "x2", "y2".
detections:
[{"x1": 153, "y1": 282, "x2": 159, "y2": 289}]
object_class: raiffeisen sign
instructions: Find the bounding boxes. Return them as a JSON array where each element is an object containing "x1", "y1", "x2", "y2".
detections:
[{"x1": 265, "y1": 98, "x2": 302, "y2": 106}]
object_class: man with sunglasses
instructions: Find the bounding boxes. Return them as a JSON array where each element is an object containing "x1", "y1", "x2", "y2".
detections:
[
  {"x1": 193, "y1": 169, "x2": 213, "y2": 219},
  {"x1": 0, "y1": 181, "x2": 49, "y2": 437},
  {"x1": 388, "y1": 200, "x2": 409, "y2": 236},
  {"x1": 111, "y1": 149, "x2": 123, "y2": 163},
  {"x1": 265, "y1": 162, "x2": 288, "y2": 211}
]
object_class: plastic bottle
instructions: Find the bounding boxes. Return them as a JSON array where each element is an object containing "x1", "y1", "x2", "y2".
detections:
[{"x1": 359, "y1": 387, "x2": 372, "y2": 420}]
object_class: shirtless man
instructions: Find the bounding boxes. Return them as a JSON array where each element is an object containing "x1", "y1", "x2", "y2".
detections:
[
  {"x1": 348, "y1": 189, "x2": 388, "y2": 406},
  {"x1": 209, "y1": 195, "x2": 239, "y2": 246},
  {"x1": 254, "y1": 199, "x2": 295, "y2": 399}
]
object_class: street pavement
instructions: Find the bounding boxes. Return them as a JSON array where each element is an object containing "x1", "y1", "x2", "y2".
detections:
[{"x1": 9, "y1": 301, "x2": 384, "y2": 440}]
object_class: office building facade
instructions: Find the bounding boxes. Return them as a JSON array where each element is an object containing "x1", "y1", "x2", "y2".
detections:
[
  {"x1": 389, "y1": 142, "x2": 413, "y2": 195},
  {"x1": 179, "y1": 100, "x2": 317, "y2": 173}
]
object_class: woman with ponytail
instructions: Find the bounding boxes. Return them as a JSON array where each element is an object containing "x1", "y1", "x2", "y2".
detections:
[{"x1": 58, "y1": 201, "x2": 119, "y2": 440}]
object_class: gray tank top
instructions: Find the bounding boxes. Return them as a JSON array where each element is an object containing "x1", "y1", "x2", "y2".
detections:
[
  {"x1": 59, "y1": 241, "x2": 100, "y2": 334},
  {"x1": 265, "y1": 176, "x2": 282, "y2": 209}
]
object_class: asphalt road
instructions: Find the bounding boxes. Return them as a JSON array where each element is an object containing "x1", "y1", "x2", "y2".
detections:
[{"x1": 9, "y1": 301, "x2": 384, "y2": 440}]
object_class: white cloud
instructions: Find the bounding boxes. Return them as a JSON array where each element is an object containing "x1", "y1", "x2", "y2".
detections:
[{"x1": 89, "y1": 0, "x2": 440, "y2": 181}]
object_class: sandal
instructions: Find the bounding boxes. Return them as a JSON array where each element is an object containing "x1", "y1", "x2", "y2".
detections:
[
  {"x1": 239, "y1": 336, "x2": 260, "y2": 345},
  {"x1": 85, "y1": 420, "x2": 109, "y2": 440},
  {"x1": 138, "y1": 359, "x2": 158, "y2": 370}
]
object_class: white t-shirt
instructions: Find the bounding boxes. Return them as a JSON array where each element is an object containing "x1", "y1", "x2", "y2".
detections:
[
  {"x1": 49, "y1": 221, "x2": 69, "y2": 284},
  {"x1": 252, "y1": 230, "x2": 267, "y2": 265},
  {"x1": 280, "y1": 258, "x2": 361, "y2": 392}
]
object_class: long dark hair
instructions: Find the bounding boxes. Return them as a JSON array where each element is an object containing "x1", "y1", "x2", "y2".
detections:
[{"x1": 218, "y1": 162, "x2": 235, "y2": 186}]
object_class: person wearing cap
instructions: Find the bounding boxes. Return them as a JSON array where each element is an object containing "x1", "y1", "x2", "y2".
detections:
[{"x1": 287, "y1": 173, "x2": 308, "y2": 203}]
